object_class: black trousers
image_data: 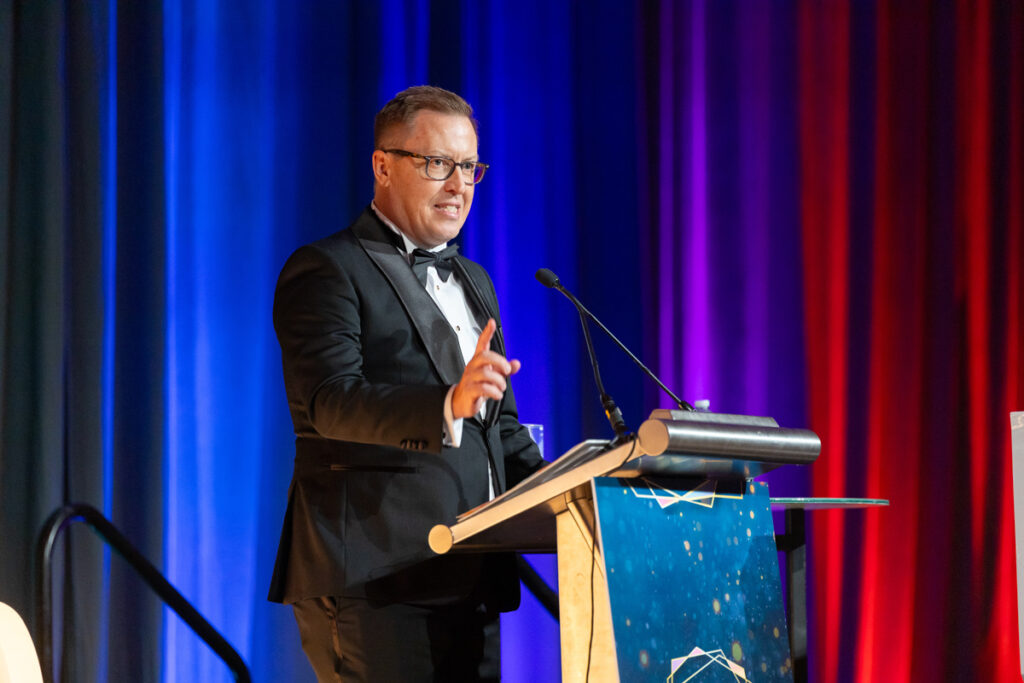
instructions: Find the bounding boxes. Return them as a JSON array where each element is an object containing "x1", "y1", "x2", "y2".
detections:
[{"x1": 292, "y1": 595, "x2": 501, "y2": 682}]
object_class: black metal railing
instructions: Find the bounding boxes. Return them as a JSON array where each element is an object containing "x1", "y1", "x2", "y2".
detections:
[
  {"x1": 517, "y1": 555, "x2": 559, "y2": 620},
  {"x1": 35, "y1": 503, "x2": 251, "y2": 683}
]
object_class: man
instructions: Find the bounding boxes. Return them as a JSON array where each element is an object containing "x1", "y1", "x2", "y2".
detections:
[{"x1": 268, "y1": 86, "x2": 545, "y2": 682}]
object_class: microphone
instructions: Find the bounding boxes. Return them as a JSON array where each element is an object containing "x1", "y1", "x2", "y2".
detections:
[
  {"x1": 534, "y1": 268, "x2": 560, "y2": 289},
  {"x1": 536, "y1": 269, "x2": 629, "y2": 444},
  {"x1": 535, "y1": 268, "x2": 694, "y2": 417}
]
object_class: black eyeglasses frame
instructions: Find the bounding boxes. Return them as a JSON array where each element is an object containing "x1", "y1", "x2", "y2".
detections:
[{"x1": 380, "y1": 148, "x2": 489, "y2": 184}]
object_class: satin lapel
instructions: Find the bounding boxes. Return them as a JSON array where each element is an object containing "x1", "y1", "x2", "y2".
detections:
[
  {"x1": 353, "y1": 212, "x2": 465, "y2": 386},
  {"x1": 453, "y1": 259, "x2": 503, "y2": 427}
]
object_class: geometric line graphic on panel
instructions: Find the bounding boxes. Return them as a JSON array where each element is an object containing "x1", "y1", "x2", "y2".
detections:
[
  {"x1": 666, "y1": 646, "x2": 751, "y2": 683},
  {"x1": 629, "y1": 478, "x2": 742, "y2": 509}
]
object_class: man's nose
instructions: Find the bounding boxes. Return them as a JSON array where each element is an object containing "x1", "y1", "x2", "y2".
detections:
[{"x1": 443, "y1": 168, "x2": 468, "y2": 193}]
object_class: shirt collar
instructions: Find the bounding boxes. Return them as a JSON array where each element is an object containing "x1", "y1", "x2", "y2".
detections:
[{"x1": 371, "y1": 202, "x2": 448, "y2": 254}]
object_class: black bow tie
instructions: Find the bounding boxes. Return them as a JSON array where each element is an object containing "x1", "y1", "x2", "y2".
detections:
[{"x1": 410, "y1": 245, "x2": 459, "y2": 286}]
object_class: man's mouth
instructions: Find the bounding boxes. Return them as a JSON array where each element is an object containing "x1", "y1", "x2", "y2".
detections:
[{"x1": 434, "y1": 203, "x2": 461, "y2": 218}]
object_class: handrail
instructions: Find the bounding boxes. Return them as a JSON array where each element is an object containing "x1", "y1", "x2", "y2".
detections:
[
  {"x1": 516, "y1": 555, "x2": 559, "y2": 621},
  {"x1": 35, "y1": 503, "x2": 251, "y2": 683}
]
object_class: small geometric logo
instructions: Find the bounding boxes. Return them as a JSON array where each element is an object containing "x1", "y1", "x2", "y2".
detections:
[
  {"x1": 629, "y1": 478, "x2": 742, "y2": 510},
  {"x1": 667, "y1": 646, "x2": 750, "y2": 683}
]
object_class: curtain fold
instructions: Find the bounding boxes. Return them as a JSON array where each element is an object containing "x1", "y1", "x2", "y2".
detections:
[
  {"x1": 1, "y1": 0, "x2": 72, "y2": 630},
  {"x1": 798, "y1": 1, "x2": 1024, "y2": 680}
]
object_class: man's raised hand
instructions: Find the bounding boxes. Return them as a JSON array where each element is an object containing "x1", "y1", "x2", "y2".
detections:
[{"x1": 451, "y1": 319, "x2": 521, "y2": 419}]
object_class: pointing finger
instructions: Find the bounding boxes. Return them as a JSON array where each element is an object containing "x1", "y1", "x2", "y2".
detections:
[{"x1": 473, "y1": 319, "x2": 496, "y2": 356}]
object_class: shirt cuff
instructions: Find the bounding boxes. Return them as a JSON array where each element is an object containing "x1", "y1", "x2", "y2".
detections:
[{"x1": 443, "y1": 385, "x2": 464, "y2": 448}]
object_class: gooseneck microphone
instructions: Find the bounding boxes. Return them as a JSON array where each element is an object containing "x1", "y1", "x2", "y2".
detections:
[
  {"x1": 536, "y1": 269, "x2": 629, "y2": 443},
  {"x1": 535, "y1": 268, "x2": 694, "y2": 429}
]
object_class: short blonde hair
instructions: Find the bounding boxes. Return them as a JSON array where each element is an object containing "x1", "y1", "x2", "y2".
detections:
[{"x1": 374, "y1": 85, "x2": 478, "y2": 149}]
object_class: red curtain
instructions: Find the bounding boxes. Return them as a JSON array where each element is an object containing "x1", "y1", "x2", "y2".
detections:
[{"x1": 800, "y1": 0, "x2": 1024, "y2": 680}]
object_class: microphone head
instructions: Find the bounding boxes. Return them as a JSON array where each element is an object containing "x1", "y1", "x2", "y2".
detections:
[{"x1": 535, "y1": 268, "x2": 560, "y2": 289}]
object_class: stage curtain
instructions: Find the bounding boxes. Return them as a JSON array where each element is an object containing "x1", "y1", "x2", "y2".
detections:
[
  {"x1": 642, "y1": 0, "x2": 1022, "y2": 680},
  {"x1": 1, "y1": 1, "x2": 168, "y2": 680},
  {"x1": 798, "y1": 1, "x2": 1024, "y2": 680},
  {"x1": 2, "y1": 1, "x2": 1021, "y2": 682}
]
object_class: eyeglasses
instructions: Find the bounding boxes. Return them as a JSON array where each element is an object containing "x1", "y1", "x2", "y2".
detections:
[{"x1": 381, "y1": 149, "x2": 489, "y2": 184}]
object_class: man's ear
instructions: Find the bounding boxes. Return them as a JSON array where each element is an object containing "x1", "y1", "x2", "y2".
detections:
[{"x1": 371, "y1": 149, "x2": 390, "y2": 187}]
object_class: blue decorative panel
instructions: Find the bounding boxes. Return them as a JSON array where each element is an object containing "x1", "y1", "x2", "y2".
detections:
[{"x1": 593, "y1": 477, "x2": 793, "y2": 682}]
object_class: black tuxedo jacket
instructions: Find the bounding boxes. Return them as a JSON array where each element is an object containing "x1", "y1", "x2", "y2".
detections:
[{"x1": 268, "y1": 208, "x2": 544, "y2": 607}]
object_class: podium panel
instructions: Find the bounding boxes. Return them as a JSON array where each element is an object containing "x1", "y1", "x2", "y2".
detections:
[{"x1": 593, "y1": 477, "x2": 792, "y2": 683}]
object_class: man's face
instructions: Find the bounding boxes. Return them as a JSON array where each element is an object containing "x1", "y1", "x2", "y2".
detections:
[{"x1": 372, "y1": 110, "x2": 478, "y2": 249}]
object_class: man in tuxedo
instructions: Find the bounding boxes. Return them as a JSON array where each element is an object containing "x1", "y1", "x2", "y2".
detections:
[{"x1": 268, "y1": 86, "x2": 545, "y2": 682}]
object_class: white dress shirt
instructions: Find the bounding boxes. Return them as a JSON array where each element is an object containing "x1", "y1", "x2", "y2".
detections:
[{"x1": 370, "y1": 204, "x2": 490, "y2": 458}]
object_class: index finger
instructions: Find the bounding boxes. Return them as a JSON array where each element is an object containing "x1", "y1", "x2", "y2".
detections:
[{"x1": 473, "y1": 318, "x2": 497, "y2": 356}]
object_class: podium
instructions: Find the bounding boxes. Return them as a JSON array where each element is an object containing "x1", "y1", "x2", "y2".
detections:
[{"x1": 429, "y1": 411, "x2": 821, "y2": 682}]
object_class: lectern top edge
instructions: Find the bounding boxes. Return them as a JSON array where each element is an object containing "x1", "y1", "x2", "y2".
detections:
[{"x1": 429, "y1": 411, "x2": 823, "y2": 556}]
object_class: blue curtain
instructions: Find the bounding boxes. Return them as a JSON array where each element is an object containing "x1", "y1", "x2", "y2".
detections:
[
  {"x1": 0, "y1": 0, "x2": 819, "y2": 680},
  {"x1": 1, "y1": 1, "x2": 810, "y2": 680},
  {"x1": 160, "y1": 2, "x2": 611, "y2": 680}
]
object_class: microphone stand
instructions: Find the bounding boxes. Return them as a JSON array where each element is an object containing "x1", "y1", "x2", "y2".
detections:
[
  {"x1": 536, "y1": 268, "x2": 694, "y2": 414},
  {"x1": 575, "y1": 305, "x2": 632, "y2": 446}
]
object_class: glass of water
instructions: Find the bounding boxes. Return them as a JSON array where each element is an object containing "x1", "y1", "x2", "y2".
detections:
[{"x1": 522, "y1": 423, "x2": 544, "y2": 460}]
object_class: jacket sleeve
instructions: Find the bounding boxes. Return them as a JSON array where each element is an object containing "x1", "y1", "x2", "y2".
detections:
[{"x1": 273, "y1": 243, "x2": 448, "y2": 453}]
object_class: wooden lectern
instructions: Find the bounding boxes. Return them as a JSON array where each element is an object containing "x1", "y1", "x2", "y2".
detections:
[{"x1": 429, "y1": 411, "x2": 821, "y2": 683}]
